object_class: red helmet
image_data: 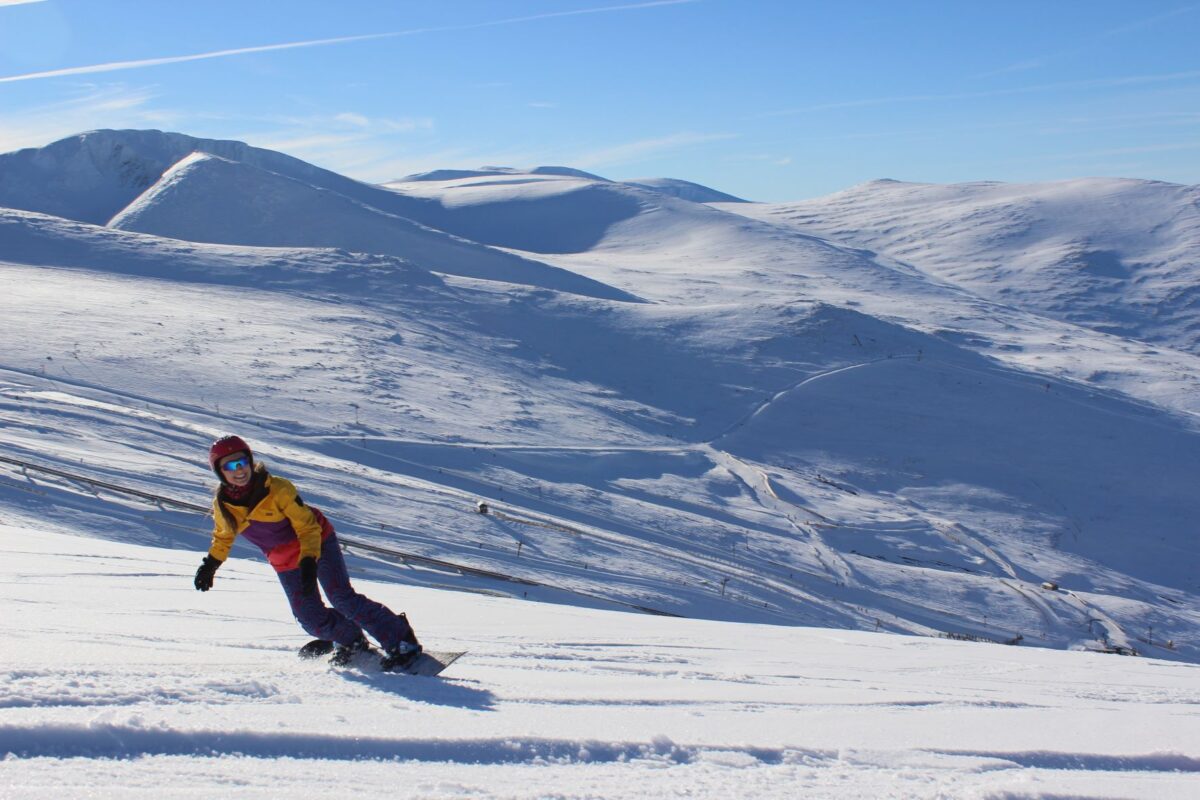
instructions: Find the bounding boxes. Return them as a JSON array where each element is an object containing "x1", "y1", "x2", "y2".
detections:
[{"x1": 208, "y1": 435, "x2": 253, "y2": 478}]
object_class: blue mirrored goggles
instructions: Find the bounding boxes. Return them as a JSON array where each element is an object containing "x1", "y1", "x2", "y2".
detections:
[{"x1": 220, "y1": 456, "x2": 251, "y2": 473}]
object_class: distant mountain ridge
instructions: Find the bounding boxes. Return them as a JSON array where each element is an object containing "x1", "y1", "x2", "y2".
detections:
[
  {"x1": 622, "y1": 177, "x2": 747, "y2": 203},
  {"x1": 0, "y1": 131, "x2": 641, "y2": 300},
  {"x1": 0, "y1": 129, "x2": 392, "y2": 226},
  {"x1": 5, "y1": 129, "x2": 1199, "y2": 353},
  {"x1": 104, "y1": 150, "x2": 635, "y2": 301},
  {"x1": 0, "y1": 130, "x2": 746, "y2": 255},
  {"x1": 401, "y1": 166, "x2": 611, "y2": 182},
  {"x1": 723, "y1": 177, "x2": 1200, "y2": 354}
]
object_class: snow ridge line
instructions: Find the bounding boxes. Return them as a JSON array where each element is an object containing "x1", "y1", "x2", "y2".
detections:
[
  {"x1": 0, "y1": 452, "x2": 682, "y2": 618},
  {"x1": 0, "y1": 721, "x2": 803, "y2": 765}
]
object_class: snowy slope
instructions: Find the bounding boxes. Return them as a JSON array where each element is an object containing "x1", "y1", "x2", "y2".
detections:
[
  {"x1": 717, "y1": 178, "x2": 1200, "y2": 353},
  {"x1": 1, "y1": 199, "x2": 1197, "y2": 662},
  {"x1": 4, "y1": 127, "x2": 1200, "y2": 796},
  {"x1": 622, "y1": 176, "x2": 747, "y2": 203},
  {"x1": 409, "y1": 162, "x2": 1200, "y2": 427},
  {"x1": 1, "y1": 130, "x2": 1198, "y2": 657},
  {"x1": 384, "y1": 170, "x2": 650, "y2": 254},
  {"x1": 2, "y1": 526, "x2": 1198, "y2": 799},
  {"x1": 106, "y1": 152, "x2": 634, "y2": 301}
]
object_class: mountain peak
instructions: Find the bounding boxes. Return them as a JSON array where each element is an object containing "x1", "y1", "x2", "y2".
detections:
[{"x1": 0, "y1": 129, "x2": 324, "y2": 225}]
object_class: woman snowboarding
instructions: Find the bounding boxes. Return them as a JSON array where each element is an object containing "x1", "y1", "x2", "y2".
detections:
[{"x1": 192, "y1": 435, "x2": 422, "y2": 670}]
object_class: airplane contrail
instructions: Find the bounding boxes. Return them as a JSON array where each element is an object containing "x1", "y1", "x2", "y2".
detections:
[{"x1": 0, "y1": 1, "x2": 698, "y2": 84}]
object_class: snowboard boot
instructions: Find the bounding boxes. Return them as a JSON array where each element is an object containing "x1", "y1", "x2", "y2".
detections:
[
  {"x1": 329, "y1": 632, "x2": 371, "y2": 667},
  {"x1": 380, "y1": 640, "x2": 423, "y2": 672},
  {"x1": 298, "y1": 639, "x2": 335, "y2": 660},
  {"x1": 380, "y1": 616, "x2": 423, "y2": 671}
]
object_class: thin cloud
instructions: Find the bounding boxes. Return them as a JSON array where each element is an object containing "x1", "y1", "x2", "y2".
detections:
[
  {"x1": 255, "y1": 132, "x2": 367, "y2": 155},
  {"x1": 232, "y1": 112, "x2": 431, "y2": 157},
  {"x1": 728, "y1": 153, "x2": 793, "y2": 167},
  {"x1": 0, "y1": 0, "x2": 48, "y2": 6},
  {"x1": 763, "y1": 70, "x2": 1200, "y2": 117},
  {"x1": 975, "y1": 4, "x2": 1200, "y2": 79},
  {"x1": 333, "y1": 112, "x2": 370, "y2": 128},
  {"x1": 0, "y1": 84, "x2": 163, "y2": 152},
  {"x1": 1092, "y1": 3, "x2": 1200, "y2": 41},
  {"x1": 832, "y1": 109, "x2": 1200, "y2": 143},
  {"x1": 973, "y1": 58, "x2": 1048, "y2": 80},
  {"x1": 574, "y1": 132, "x2": 737, "y2": 168},
  {"x1": 243, "y1": 117, "x2": 482, "y2": 182},
  {"x1": 1045, "y1": 140, "x2": 1200, "y2": 161},
  {"x1": 278, "y1": 141, "x2": 551, "y2": 184},
  {"x1": 0, "y1": 0, "x2": 699, "y2": 84},
  {"x1": 254, "y1": 113, "x2": 433, "y2": 146},
  {"x1": 0, "y1": 83, "x2": 437, "y2": 165}
]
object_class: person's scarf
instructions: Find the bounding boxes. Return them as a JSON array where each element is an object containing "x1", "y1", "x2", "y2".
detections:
[
  {"x1": 221, "y1": 478, "x2": 254, "y2": 503},
  {"x1": 221, "y1": 467, "x2": 267, "y2": 506}
]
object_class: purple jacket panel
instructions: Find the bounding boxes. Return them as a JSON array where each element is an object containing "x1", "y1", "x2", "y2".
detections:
[{"x1": 239, "y1": 518, "x2": 297, "y2": 556}]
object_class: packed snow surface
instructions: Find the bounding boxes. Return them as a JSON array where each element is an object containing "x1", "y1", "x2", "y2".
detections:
[
  {"x1": 1, "y1": 129, "x2": 1199, "y2": 797},
  {"x1": 2, "y1": 527, "x2": 1197, "y2": 799}
]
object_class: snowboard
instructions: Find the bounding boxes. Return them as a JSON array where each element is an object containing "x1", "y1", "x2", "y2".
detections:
[
  {"x1": 398, "y1": 650, "x2": 466, "y2": 677},
  {"x1": 299, "y1": 639, "x2": 465, "y2": 677},
  {"x1": 298, "y1": 639, "x2": 336, "y2": 659}
]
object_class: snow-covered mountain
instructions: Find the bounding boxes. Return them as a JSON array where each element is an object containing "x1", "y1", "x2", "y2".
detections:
[
  {"x1": 2, "y1": 127, "x2": 1197, "y2": 651},
  {"x1": 401, "y1": 165, "x2": 611, "y2": 182},
  {"x1": 720, "y1": 178, "x2": 1200, "y2": 354},
  {"x1": 384, "y1": 169, "x2": 651, "y2": 254},
  {"x1": 2, "y1": 128, "x2": 1199, "y2": 795},
  {"x1": 106, "y1": 151, "x2": 633, "y2": 300},
  {"x1": 0, "y1": 128, "x2": 414, "y2": 226},
  {"x1": 622, "y1": 176, "x2": 747, "y2": 203}
]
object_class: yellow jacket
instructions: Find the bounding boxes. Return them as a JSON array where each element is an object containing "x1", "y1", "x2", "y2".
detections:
[{"x1": 209, "y1": 474, "x2": 331, "y2": 572}]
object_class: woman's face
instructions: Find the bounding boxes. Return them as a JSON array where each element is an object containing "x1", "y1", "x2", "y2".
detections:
[{"x1": 219, "y1": 453, "x2": 253, "y2": 487}]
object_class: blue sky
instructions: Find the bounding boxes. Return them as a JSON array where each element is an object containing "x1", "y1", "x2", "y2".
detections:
[{"x1": 1, "y1": 0, "x2": 1198, "y2": 201}]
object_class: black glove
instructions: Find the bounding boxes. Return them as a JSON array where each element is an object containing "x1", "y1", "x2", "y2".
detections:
[
  {"x1": 194, "y1": 555, "x2": 222, "y2": 591},
  {"x1": 299, "y1": 556, "x2": 318, "y2": 597}
]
